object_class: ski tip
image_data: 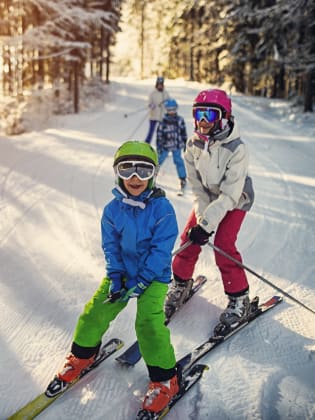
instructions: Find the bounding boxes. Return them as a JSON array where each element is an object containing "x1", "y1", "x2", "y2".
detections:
[
  {"x1": 264, "y1": 295, "x2": 283, "y2": 305},
  {"x1": 252, "y1": 295, "x2": 283, "y2": 307}
]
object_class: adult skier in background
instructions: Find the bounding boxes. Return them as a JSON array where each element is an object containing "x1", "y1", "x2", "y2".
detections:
[
  {"x1": 156, "y1": 98, "x2": 188, "y2": 193},
  {"x1": 164, "y1": 89, "x2": 255, "y2": 334},
  {"x1": 144, "y1": 76, "x2": 170, "y2": 144},
  {"x1": 46, "y1": 141, "x2": 180, "y2": 414}
]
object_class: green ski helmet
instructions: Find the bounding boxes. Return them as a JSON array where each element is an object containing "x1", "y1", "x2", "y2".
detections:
[{"x1": 113, "y1": 140, "x2": 159, "y2": 189}]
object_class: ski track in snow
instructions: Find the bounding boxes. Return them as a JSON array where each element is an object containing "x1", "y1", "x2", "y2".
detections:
[{"x1": 0, "y1": 79, "x2": 315, "y2": 420}]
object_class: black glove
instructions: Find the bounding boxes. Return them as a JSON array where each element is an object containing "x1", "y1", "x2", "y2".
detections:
[
  {"x1": 188, "y1": 224, "x2": 213, "y2": 246},
  {"x1": 107, "y1": 273, "x2": 123, "y2": 303}
]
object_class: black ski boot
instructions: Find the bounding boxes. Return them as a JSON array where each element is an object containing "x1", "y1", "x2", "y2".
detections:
[{"x1": 164, "y1": 275, "x2": 193, "y2": 320}]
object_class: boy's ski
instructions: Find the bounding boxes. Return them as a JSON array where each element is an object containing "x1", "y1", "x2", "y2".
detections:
[
  {"x1": 178, "y1": 295, "x2": 283, "y2": 372},
  {"x1": 8, "y1": 338, "x2": 124, "y2": 420},
  {"x1": 136, "y1": 364, "x2": 209, "y2": 419},
  {"x1": 116, "y1": 275, "x2": 208, "y2": 366}
]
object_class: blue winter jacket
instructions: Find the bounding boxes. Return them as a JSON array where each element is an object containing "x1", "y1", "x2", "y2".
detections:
[{"x1": 101, "y1": 186, "x2": 178, "y2": 290}]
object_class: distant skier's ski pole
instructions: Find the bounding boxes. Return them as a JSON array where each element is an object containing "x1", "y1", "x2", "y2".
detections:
[
  {"x1": 124, "y1": 99, "x2": 167, "y2": 118},
  {"x1": 207, "y1": 242, "x2": 315, "y2": 315},
  {"x1": 126, "y1": 112, "x2": 149, "y2": 139},
  {"x1": 124, "y1": 107, "x2": 148, "y2": 118}
]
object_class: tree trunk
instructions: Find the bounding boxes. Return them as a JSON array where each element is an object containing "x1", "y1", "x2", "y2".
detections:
[
  {"x1": 140, "y1": 3, "x2": 145, "y2": 79},
  {"x1": 105, "y1": 33, "x2": 110, "y2": 84},
  {"x1": 303, "y1": 71, "x2": 313, "y2": 112},
  {"x1": 99, "y1": 28, "x2": 104, "y2": 80},
  {"x1": 74, "y1": 61, "x2": 79, "y2": 114},
  {"x1": 190, "y1": 46, "x2": 194, "y2": 81}
]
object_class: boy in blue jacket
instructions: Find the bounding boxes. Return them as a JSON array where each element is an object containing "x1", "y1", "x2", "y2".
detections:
[{"x1": 46, "y1": 141, "x2": 180, "y2": 415}]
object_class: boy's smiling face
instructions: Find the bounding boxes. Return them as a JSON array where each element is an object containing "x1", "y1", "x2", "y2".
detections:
[{"x1": 123, "y1": 176, "x2": 149, "y2": 196}]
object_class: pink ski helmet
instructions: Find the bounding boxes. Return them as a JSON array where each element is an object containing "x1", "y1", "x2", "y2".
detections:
[{"x1": 193, "y1": 89, "x2": 232, "y2": 120}]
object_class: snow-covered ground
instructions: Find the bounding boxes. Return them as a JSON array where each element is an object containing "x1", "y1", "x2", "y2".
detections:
[{"x1": 1, "y1": 78, "x2": 315, "y2": 420}]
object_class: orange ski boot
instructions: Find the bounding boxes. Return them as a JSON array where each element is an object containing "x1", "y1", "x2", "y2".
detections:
[
  {"x1": 142, "y1": 373, "x2": 179, "y2": 413},
  {"x1": 45, "y1": 353, "x2": 96, "y2": 397},
  {"x1": 57, "y1": 353, "x2": 96, "y2": 383}
]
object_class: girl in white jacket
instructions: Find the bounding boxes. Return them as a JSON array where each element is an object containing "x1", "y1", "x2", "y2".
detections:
[{"x1": 165, "y1": 89, "x2": 255, "y2": 334}]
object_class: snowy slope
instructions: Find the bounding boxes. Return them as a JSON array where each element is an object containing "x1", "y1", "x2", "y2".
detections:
[{"x1": 1, "y1": 78, "x2": 314, "y2": 420}]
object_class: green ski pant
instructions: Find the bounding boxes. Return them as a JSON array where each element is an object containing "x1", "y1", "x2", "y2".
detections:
[{"x1": 73, "y1": 277, "x2": 176, "y2": 369}]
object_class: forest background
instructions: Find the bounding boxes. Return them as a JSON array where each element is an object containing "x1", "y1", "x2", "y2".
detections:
[{"x1": 0, "y1": 0, "x2": 314, "y2": 134}]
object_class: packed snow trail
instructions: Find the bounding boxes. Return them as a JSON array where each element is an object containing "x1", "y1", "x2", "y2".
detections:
[{"x1": 0, "y1": 78, "x2": 314, "y2": 420}]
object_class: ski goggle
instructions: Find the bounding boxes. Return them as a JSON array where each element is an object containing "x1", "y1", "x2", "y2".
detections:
[
  {"x1": 193, "y1": 107, "x2": 222, "y2": 123},
  {"x1": 116, "y1": 160, "x2": 155, "y2": 181}
]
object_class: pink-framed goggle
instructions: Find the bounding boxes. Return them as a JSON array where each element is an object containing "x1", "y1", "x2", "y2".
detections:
[{"x1": 193, "y1": 107, "x2": 222, "y2": 123}]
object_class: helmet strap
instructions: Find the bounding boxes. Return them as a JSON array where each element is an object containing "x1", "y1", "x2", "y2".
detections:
[{"x1": 213, "y1": 119, "x2": 233, "y2": 141}]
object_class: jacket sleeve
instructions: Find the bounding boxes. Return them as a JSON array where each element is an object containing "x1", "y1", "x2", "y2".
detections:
[
  {"x1": 148, "y1": 91, "x2": 155, "y2": 106},
  {"x1": 101, "y1": 205, "x2": 125, "y2": 277},
  {"x1": 202, "y1": 145, "x2": 248, "y2": 232},
  {"x1": 185, "y1": 141, "x2": 249, "y2": 233},
  {"x1": 219, "y1": 143, "x2": 249, "y2": 206},
  {"x1": 184, "y1": 146, "x2": 211, "y2": 223},
  {"x1": 139, "y1": 201, "x2": 178, "y2": 282}
]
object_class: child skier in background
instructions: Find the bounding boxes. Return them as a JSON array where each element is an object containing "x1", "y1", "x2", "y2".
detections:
[
  {"x1": 46, "y1": 141, "x2": 180, "y2": 415},
  {"x1": 156, "y1": 98, "x2": 187, "y2": 193},
  {"x1": 164, "y1": 89, "x2": 255, "y2": 335}
]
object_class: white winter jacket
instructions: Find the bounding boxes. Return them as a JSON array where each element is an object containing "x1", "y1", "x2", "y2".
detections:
[
  {"x1": 184, "y1": 120, "x2": 254, "y2": 234},
  {"x1": 148, "y1": 88, "x2": 170, "y2": 121}
]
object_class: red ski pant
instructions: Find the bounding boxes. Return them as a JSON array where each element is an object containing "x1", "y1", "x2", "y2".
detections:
[{"x1": 172, "y1": 208, "x2": 249, "y2": 295}]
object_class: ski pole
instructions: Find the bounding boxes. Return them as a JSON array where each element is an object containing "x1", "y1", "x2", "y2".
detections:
[
  {"x1": 123, "y1": 98, "x2": 166, "y2": 119},
  {"x1": 124, "y1": 106, "x2": 148, "y2": 118},
  {"x1": 207, "y1": 241, "x2": 315, "y2": 315},
  {"x1": 172, "y1": 240, "x2": 193, "y2": 257},
  {"x1": 125, "y1": 112, "x2": 149, "y2": 140},
  {"x1": 103, "y1": 241, "x2": 193, "y2": 304}
]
